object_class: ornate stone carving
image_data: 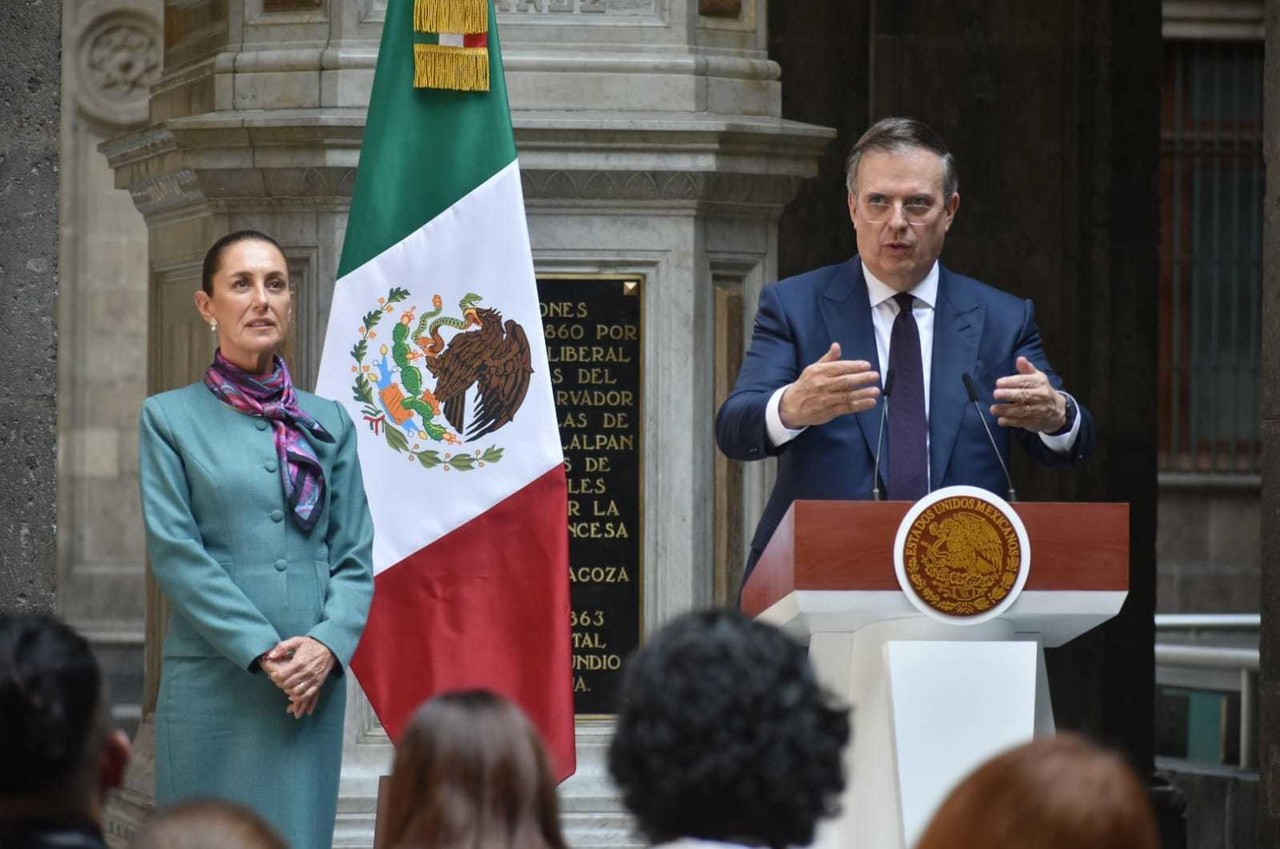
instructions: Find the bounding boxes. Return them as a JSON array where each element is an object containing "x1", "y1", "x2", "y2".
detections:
[
  {"x1": 86, "y1": 21, "x2": 159, "y2": 101},
  {"x1": 496, "y1": 0, "x2": 645, "y2": 15},
  {"x1": 76, "y1": 11, "x2": 161, "y2": 126},
  {"x1": 520, "y1": 168, "x2": 802, "y2": 208},
  {"x1": 358, "y1": 0, "x2": 389, "y2": 23}
]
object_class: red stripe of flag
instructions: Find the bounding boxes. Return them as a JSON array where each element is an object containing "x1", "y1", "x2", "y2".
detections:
[{"x1": 351, "y1": 465, "x2": 576, "y2": 778}]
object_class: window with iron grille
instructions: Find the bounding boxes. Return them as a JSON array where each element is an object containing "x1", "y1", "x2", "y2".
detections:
[{"x1": 1158, "y1": 40, "x2": 1263, "y2": 475}]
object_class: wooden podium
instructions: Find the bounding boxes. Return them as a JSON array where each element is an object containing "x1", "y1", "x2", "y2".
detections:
[{"x1": 741, "y1": 500, "x2": 1129, "y2": 849}]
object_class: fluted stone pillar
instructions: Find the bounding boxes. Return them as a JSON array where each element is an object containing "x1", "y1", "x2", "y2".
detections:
[{"x1": 105, "y1": 2, "x2": 830, "y2": 846}]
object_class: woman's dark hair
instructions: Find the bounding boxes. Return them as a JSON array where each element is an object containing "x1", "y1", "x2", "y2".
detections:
[
  {"x1": 914, "y1": 733, "x2": 1159, "y2": 849},
  {"x1": 134, "y1": 799, "x2": 288, "y2": 849},
  {"x1": 608, "y1": 609, "x2": 850, "y2": 849},
  {"x1": 0, "y1": 613, "x2": 105, "y2": 796},
  {"x1": 201, "y1": 230, "x2": 287, "y2": 294},
  {"x1": 379, "y1": 690, "x2": 568, "y2": 849}
]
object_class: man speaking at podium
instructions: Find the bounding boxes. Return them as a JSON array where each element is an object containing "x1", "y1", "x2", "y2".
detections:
[{"x1": 716, "y1": 117, "x2": 1094, "y2": 588}]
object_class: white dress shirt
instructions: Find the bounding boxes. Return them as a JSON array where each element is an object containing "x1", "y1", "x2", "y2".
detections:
[{"x1": 764, "y1": 261, "x2": 1080, "y2": 469}]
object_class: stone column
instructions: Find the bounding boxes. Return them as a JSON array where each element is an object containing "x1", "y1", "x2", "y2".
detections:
[
  {"x1": 0, "y1": 1, "x2": 60, "y2": 615},
  {"x1": 1258, "y1": 3, "x2": 1279, "y2": 845},
  {"x1": 58, "y1": 0, "x2": 163, "y2": 740},
  {"x1": 104, "y1": 2, "x2": 829, "y2": 846}
]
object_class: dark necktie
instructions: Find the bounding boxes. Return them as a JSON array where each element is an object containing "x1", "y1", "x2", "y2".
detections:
[{"x1": 888, "y1": 292, "x2": 928, "y2": 500}]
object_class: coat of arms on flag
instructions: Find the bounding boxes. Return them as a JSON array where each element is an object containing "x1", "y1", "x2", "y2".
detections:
[{"x1": 351, "y1": 287, "x2": 532, "y2": 470}]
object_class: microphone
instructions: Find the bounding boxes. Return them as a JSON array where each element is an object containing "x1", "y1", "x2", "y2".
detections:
[
  {"x1": 962, "y1": 372, "x2": 1016, "y2": 502},
  {"x1": 871, "y1": 369, "x2": 895, "y2": 501}
]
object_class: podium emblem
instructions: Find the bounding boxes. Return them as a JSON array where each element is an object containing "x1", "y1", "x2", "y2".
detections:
[{"x1": 893, "y1": 486, "x2": 1031, "y2": 624}]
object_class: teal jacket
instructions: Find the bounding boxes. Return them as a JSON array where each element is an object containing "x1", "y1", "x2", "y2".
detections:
[{"x1": 140, "y1": 383, "x2": 375, "y2": 672}]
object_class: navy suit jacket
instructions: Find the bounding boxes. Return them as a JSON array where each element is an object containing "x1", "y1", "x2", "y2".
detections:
[{"x1": 715, "y1": 258, "x2": 1094, "y2": 585}]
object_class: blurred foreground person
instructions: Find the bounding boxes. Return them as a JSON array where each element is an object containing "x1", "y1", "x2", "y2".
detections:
[
  {"x1": 0, "y1": 614, "x2": 131, "y2": 849},
  {"x1": 608, "y1": 610, "x2": 850, "y2": 849},
  {"x1": 133, "y1": 800, "x2": 287, "y2": 849},
  {"x1": 378, "y1": 690, "x2": 567, "y2": 849},
  {"x1": 914, "y1": 733, "x2": 1159, "y2": 849}
]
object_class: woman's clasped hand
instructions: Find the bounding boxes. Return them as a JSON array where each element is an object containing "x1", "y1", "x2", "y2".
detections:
[{"x1": 261, "y1": 636, "x2": 337, "y2": 718}]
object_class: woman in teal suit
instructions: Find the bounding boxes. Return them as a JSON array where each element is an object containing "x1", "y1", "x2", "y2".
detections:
[{"x1": 139, "y1": 230, "x2": 374, "y2": 849}]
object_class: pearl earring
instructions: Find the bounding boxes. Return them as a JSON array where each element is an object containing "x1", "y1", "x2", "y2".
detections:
[{"x1": 210, "y1": 320, "x2": 218, "y2": 331}]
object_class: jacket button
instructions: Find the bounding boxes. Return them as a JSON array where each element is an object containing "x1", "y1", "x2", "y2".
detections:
[
  {"x1": 256, "y1": 420, "x2": 269, "y2": 431},
  {"x1": 269, "y1": 510, "x2": 284, "y2": 522},
  {"x1": 265, "y1": 460, "x2": 278, "y2": 473},
  {"x1": 749, "y1": 448, "x2": 760, "y2": 456},
  {"x1": 274, "y1": 558, "x2": 287, "y2": 572}
]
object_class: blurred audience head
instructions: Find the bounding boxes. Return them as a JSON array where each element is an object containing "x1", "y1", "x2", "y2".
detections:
[
  {"x1": 608, "y1": 609, "x2": 850, "y2": 849},
  {"x1": 0, "y1": 612, "x2": 130, "y2": 825},
  {"x1": 914, "y1": 733, "x2": 1159, "y2": 849},
  {"x1": 379, "y1": 689, "x2": 566, "y2": 849},
  {"x1": 133, "y1": 800, "x2": 287, "y2": 849}
]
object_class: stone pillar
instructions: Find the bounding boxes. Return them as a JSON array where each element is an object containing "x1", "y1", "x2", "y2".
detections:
[
  {"x1": 58, "y1": 0, "x2": 163, "y2": 739},
  {"x1": 0, "y1": 1, "x2": 60, "y2": 615},
  {"x1": 104, "y1": 2, "x2": 829, "y2": 846},
  {"x1": 1258, "y1": 3, "x2": 1280, "y2": 845}
]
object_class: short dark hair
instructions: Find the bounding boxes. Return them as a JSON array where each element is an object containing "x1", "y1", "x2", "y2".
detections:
[
  {"x1": 845, "y1": 117, "x2": 959, "y2": 199},
  {"x1": 608, "y1": 610, "x2": 850, "y2": 849},
  {"x1": 381, "y1": 690, "x2": 568, "y2": 849},
  {"x1": 201, "y1": 230, "x2": 287, "y2": 295},
  {"x1": 0, "y1": 613, "x2": 105, "y2": 796}
]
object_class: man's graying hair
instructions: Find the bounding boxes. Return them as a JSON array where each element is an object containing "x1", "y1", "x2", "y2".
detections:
[{"x1": 845, "y1": 117, "x2": 959, "y2": 199}]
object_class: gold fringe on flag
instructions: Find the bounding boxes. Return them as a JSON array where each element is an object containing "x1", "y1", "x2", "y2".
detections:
[
  {"x1": 413, "y1": 44, "x2": 490, "y2": 92},
  {"x1": 414, "y1": 0, "x2": 488, "y2": 36}
]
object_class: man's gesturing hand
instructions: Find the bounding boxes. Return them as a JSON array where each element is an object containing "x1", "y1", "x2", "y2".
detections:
[
  {"x1": 991, "y1": 357, "x2": 1068, "y2": 433},
  {"x1": 778, "y1": 343, "x2": 881, "y2": 429}
]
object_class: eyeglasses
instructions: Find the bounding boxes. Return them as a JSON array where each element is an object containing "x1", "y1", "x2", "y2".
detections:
[{"x1": 856, "y1": 195, "x2": 944, "y2": 226}]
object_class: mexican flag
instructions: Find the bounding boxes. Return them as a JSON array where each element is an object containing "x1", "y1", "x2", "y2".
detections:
[{"x1": 314, "y1": 0, "x2": 575, "y2": 778}]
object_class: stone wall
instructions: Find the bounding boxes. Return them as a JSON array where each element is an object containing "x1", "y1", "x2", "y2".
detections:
[
  {"x1": 0, "y1": 0, "x2": 61, "y2": 614},
  {"x1": 1157, "y1": 485, "x2": 1260, "y2": 613}
]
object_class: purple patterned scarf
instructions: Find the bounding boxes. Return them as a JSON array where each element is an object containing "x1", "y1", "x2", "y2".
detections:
[{"x1": 204, "y1": 351, "x2": 334, "y2": 533}]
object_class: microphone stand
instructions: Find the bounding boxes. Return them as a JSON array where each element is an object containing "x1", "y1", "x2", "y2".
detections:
[
  {"x1": 962, "y1": 372, "x2": 1016, "y2": 502},
  {"x1": 871, "y1": 370, "x2": 895, "y2": 501}
]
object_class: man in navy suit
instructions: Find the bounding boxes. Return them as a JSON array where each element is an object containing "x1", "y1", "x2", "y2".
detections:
[{"x1": 716, "y1": 117, "x2": 1094, "y2": 587}]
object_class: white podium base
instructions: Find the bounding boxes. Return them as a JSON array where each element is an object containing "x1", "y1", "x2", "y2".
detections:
[{"x1": 805, "y1": 617, "x2": 1053, "y2": 849}]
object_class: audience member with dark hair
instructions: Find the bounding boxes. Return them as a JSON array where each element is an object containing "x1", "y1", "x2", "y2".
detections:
[
  {"x1": 133, "y1": 799, "x2": 287, "y2": 849},
  {"x1": 0, "y1": 613, "x2": 131, "y2": 849},
  {"x1": 378, "y1": 690, "x2": 567, "y2": 849},
  {"x1": 914, "y1": 733, "x2": 1159, "y2": 849},
  {"x1": 608, "y1": 609, "x2": 850, "y2": 849}
]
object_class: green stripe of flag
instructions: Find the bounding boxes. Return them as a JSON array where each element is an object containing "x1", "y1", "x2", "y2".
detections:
[{"x1": 337, "y1": 0, "x2": 516, "y2": 278}]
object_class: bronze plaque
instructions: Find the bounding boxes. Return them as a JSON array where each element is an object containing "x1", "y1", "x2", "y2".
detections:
[
  {"x1": 537, "y1": 275, "x2": 642, "y2": 714},
  {"x1": 264, "y1": 0, "x2": 323, "y2": 10},
  {"x1": 699, "y1": 0, "x2": 742, "y2": 17}
]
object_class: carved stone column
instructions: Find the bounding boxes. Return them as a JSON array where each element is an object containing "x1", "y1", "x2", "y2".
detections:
[
  {"x1": 58, "y1": 0, "x2": 163, "y2": 752},
  {"x1": 104, "y1": 2, "x2": 829, "y2": 846}
]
